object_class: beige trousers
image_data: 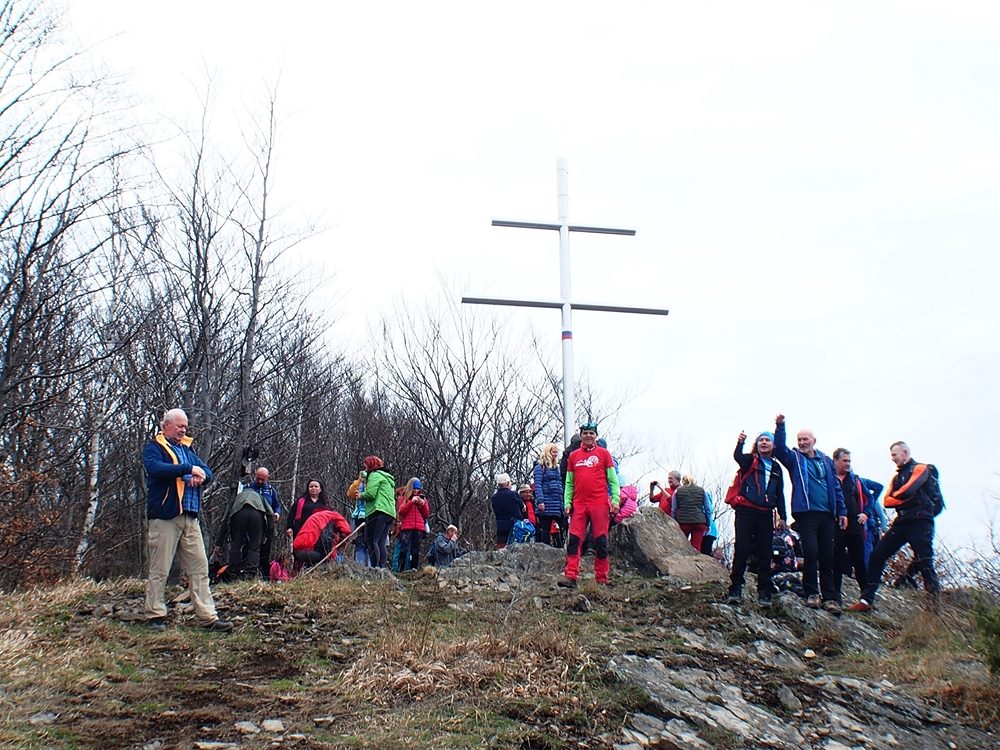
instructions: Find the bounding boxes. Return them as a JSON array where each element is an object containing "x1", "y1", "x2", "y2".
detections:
[{"x1": 145, "y1": 514, "x2": 219, "y2": 623}]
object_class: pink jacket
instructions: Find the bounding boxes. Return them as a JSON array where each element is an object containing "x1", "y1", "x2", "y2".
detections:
[
  {"x1": 614, "y1": 485, "x2": 639, "y2": 523},
  {"x1": 269, "y1": 559, "x2": 292, "y2": 582}
]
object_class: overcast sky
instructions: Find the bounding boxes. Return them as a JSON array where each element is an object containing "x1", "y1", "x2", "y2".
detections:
[{"x1": 68, "y1": 2, "x2": 1000, "y2": 553}]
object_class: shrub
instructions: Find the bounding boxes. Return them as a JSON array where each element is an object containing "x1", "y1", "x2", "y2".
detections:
[{"x1": 973, "y1": 599, "x2": 1000, "y2": 677}]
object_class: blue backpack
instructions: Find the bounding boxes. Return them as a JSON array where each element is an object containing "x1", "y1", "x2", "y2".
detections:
[{"x1": 508, "y1": 519, "x2": 536, "y2": 544}]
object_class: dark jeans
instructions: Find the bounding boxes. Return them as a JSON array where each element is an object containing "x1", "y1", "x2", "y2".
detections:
[
  {"x1": 495, "y1": 520, "x2": 515, "y2": 548},
  {"x1": 259, "y1": 526, "x2": 273, "y2": 578},
  {"x1": 399, "y1": 529, "x2": 424, "y2": 572},
  {"x1": 228, "y1": 505, "x2": 265, "y2": 576},
  {"x1": 536, "y1": 515, "x2": 559, "y2": 546},
  {"x1": 833, "y1": 529, "x2": 867, "y2": 603},
  {"x1": 795, "y1": 511, "x2": 836, "y2": 601},
  {"x1": 862, "y1": 518, "x2": 939, "y2": 605},
  {"x1": 294, "y1": 548, "x2": 326, "y2": 566},
  {"x1": 700, "y1": 534, "x2": 716, "y2": 556},
  {"x1": 366, "y1": 511, "x2": 394, "y2": 569},
  {"x1": 730, "y1": 506, "x2": 773, "y2": 595}
]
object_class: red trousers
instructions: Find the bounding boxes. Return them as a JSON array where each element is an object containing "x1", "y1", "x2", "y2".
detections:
[
  {"x1": 564, "y1": 500, "x2": 611, "y2": 583},
  {"x1": 679, "y1": 523, "x2": 708, "y2": 551}
]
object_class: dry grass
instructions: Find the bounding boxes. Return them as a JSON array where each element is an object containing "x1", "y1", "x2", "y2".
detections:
[{"x1": 339, "y1": 601, "x2": 592, "y2": 704}]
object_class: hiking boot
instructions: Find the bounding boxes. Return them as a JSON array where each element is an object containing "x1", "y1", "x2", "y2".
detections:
[
  {"x1": 725, "y1": 589, "x2": 742, "y2": 605},
  {"x1": 557, "y1": 577, "x2": 577, "y2": 589},
  {"x1": 758, "y1": 594, "x2": 772, "y2": 608},
  {"x1": 847, "y1": 600, "x2": 872, "y2": 613},
  {"x1": 805, "y1": 594, "x2": 822, "y2": 609},
  {"x1": 147, "y1": 618, "x2": 166, "y2": 632},
  {"x1": 201, "y1": 619, "x2": 234, "y2": 632},
  {"x1": 822, "y1": 600, "x2": 842, "y2": 615}
]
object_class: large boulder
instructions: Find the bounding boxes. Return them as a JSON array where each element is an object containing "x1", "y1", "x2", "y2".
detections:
[{"x1": 610, "y1": 506, "x2": 728, "y2": 584}]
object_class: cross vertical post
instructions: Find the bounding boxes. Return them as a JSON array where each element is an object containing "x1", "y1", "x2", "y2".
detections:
[{"x1": 557, "y1": 159, "x2": 575, "y2": 445}]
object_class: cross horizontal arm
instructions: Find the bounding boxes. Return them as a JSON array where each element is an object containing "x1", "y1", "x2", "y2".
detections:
[
  {"x1": 571, "y1": 302, "x2": 669, "y2": 316},
  {"x1": 492, "y1": 219, "x2": 636, "y2": 236},
  {"x1": 492, "y1": 219, "x2": 561, "y2": 231},
  {"x1": 461, "y1": 297, "x2": 669, "y2": 316},
  {"x1": 462, "y1": 296, "x2": 562, "y2": 310},
  {"x1": 568, "y1": 225, "x2": 636, "y2": 236}
]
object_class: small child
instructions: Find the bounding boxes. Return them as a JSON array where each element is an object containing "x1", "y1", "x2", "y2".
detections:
[{"x1": 269, "y1": 551, "x2": 293, "y2": 582}]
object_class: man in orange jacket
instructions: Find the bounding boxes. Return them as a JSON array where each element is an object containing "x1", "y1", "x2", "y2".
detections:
[{"x1": 848, "y1": 441, "x2": 942, "y2": 612}]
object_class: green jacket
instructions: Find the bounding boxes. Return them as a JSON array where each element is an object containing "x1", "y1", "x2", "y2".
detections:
[{"x1": 363, "y1": 468, "x2": 397, "y2": 519}]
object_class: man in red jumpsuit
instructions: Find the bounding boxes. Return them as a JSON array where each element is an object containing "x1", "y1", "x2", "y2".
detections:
[{"x1": 558, "y1": 421, "x2": 620, "y2": 588}]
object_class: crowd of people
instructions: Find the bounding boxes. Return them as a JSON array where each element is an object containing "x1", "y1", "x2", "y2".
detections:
[
  {"x1": 722, "y1": 415, "x2": 942, "y2": 614},
  {"x1": 141, "y1": 408, "x2": 944, "y2": 632}
]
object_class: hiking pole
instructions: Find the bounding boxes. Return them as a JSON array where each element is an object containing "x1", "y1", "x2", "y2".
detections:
[{"x1": 297, "y1": 521, "x2": 366, "y2": 578}]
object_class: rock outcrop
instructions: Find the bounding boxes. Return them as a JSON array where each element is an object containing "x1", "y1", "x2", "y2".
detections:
[{"x1": 611, "y1": 506, "x2": 729, "y2": 584}]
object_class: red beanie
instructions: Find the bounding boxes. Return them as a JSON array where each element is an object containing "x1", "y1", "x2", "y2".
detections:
[{"x1": 363, "y1": 455, "x2": 383, "y2": 472}]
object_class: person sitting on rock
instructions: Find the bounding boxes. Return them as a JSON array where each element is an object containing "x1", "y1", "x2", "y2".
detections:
[
  {"x1": 292, "y1": 508, "x2": 352, "y2": 567},
  {"x1": 427, "y1": 525, "x2": 464, "y2": 568}
]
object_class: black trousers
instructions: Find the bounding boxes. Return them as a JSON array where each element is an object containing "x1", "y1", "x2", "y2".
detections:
[
  {"x1": 366, "y1": 511, "x2": 394, "y2": 569},
  {"x1": 862, "y1": 518, "x2": 939, "y2": 605},
  {"x1": 536, "y1": 515, "x2": 558, "y2": 546},
  {"x1": 399, "y1": 529, "x2": 424, "y2": 571},
  {"x1": 259, "y1": 527, "x2": 273, "y2": 578},
  {"x1": 228, "y1": 505, "x2": 265, "y2": 576},
  {"x1": 795, "y1": 511, "x2": 837, "y2": 601},
  {"x1": 833, "y1": 529, "x2": 867, "y2": 603},
  {"x1": 730, "y1": 506, "x2": 773, "y2": 595}
]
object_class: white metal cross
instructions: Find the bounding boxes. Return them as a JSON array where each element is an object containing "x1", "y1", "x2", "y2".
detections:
[{"x1": 463, "y1": 159, "x2": 669, "y2": 445}]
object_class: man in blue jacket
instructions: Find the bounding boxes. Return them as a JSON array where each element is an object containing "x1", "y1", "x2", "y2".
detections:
[
  {"x1": 143, "y1": 408, "x2": 232, "y2": 632},
  {"x1": 773, "y1": 414, "x2": 848, "y2": 613}
]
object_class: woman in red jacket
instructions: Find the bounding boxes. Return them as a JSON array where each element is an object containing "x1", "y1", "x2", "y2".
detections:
[
  {"x1": 397, "y1": 478, "x2": 431, "y2": 572},
  {"x1": 292, "y1": 508, "x2": 352, "y2": 567}
]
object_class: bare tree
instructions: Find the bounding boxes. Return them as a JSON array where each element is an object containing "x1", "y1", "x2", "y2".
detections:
[{"x1": 372, "y1": 292, "x2": 561, "y2": 541}]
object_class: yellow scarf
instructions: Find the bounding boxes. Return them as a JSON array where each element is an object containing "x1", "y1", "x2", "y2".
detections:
[{"x1": 154, "y1": 432, "x2": 195, "y2": 507}]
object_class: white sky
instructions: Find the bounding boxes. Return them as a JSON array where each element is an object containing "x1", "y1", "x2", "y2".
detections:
[{"x1": 68, "y1": 1, "x2": 1000, "y2": 553}]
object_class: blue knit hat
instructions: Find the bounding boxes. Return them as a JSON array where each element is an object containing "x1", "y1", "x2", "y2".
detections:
[
  {"x1": 756, "y1": 431, "x2": 774, "y2": 443},
  {"x1": 412, "y1": 478, "x2": 422, "y2": 490}
]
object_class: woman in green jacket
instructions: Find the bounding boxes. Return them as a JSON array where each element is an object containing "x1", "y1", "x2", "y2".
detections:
[{"x1": 362, "y1": 455, "x2": 396, "y2": 568}]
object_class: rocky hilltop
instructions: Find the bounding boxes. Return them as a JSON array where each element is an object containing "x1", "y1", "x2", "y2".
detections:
[{"x1": 0, "y1": 508, "x2": 994, "y2": 749}]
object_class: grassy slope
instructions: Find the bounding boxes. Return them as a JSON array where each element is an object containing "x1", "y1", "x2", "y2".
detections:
[{"x1": 0, "y1": 570, "x2": 995, "y2": 749}]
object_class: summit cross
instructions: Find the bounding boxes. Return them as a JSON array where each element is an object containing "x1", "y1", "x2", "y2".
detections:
[{"x1": 462, "y1": 159, "x2": 669, "y2": 445}]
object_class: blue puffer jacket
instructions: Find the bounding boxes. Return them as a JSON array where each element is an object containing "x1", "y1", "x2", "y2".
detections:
[
  {"x1": 773, "y1": 422, "x2": 846, "y2": 518},
  {"x1": 532, "y1": 463, "x2": 565, "y2": 518}
]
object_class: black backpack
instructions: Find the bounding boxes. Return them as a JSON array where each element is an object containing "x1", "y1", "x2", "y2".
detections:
[{"x1": 925, "y1": 464, "x2": 945, "y2": 516}]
